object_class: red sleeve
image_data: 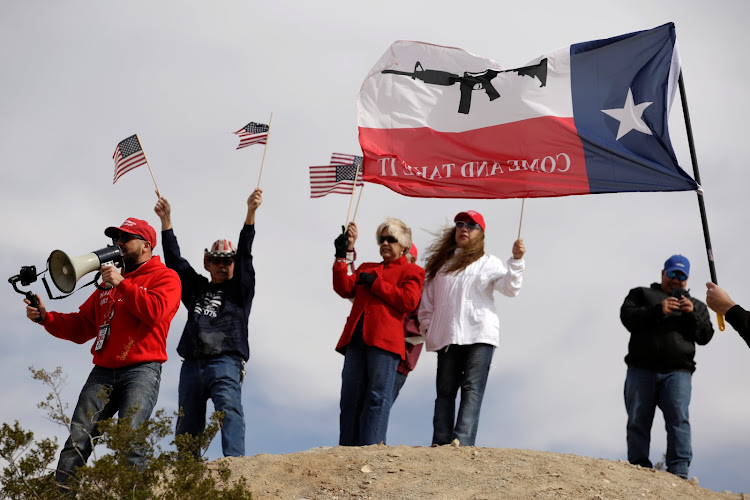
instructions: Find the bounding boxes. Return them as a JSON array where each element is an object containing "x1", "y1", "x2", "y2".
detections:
[
  {"x1": 333, "y1": 260, "x2": 358, "y2": 299},
  {"x1": 370, "y1": 265, "x2": 425, "y2": 315},
  {"x1": 403, "y1": 307, "x2": 421, "y2": 338},
  {"x1": 116, "y1": 268, "x2": 182, "y2": 334},
  {"x1": 43, "y1": 291, "x2": 99, "y2": 344}
]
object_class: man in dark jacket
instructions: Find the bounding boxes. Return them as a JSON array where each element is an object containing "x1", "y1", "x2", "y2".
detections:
[
  {"x1": 705, "y1": 282, "x2": 750, "y2": 348},
  {"x1": 155, "y1": 189, "x2": 261, "y2": 456},
  {"x1": 620, "y1": 254, "x2": 714, "y2": 480}
]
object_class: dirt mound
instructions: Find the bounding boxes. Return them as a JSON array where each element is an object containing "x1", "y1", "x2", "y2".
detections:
[{"x1": 212, "y1": 444, "x2": 745, "y2": 499}]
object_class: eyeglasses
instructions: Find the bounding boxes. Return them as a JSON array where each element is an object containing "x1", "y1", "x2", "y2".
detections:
[
  {"x1": 455, "y1": 221, "x2": 481, "y2": 231},
  {"x1": 378, "y1": 235, "x2": 399, "y2": 244},
  {"x1": 209, "y1": 257, "x2": 234, "y2": 266},
  {"x1": 116, "y1": 233, "x2": 145, "y2": 243},
  {"x1": 666, "y1": 271, "x2": 687, "y2": 281}
]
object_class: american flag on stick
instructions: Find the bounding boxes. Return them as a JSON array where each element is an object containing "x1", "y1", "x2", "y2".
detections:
[
  {"x1": 309, "y1": 155, "x2": 364, "y2": 198},
  {"x1": 234, "y1": 122, "x2": 269, "y2": 149},
  {"x1": 330, "y1": 152, "x2": 362, "y2": 165},
  {"x1": 113, "y1": 134, "x2": 148, "y2": 184}
]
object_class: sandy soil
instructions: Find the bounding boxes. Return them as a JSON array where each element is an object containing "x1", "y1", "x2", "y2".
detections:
[{"x1": 211, "y1": 444, "x2": 747, "y2": 500}]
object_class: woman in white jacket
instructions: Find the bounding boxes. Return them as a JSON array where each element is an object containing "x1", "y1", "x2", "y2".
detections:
[{"x1": 419, "y1": 210, "x2": 525, "y2": 446}]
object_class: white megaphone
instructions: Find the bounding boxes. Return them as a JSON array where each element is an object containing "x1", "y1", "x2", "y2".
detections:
[{"x1": 48, "y1": 246, "x2": 123, "y2": 294}]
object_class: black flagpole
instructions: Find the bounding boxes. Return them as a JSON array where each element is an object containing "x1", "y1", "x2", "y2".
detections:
[{"x1": 678, "y1": 71, "x2": 724, "y2": 330}]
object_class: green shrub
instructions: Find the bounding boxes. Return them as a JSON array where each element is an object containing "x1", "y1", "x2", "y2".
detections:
[{"x1": 0, "y1": 367, "x2": 253, "y2": 499}]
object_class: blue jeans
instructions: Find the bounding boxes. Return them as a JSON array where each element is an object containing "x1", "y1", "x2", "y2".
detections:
[
  {"x1": 176, "y1": 356, "x2": 245, "y2": 457},
  {"x1": 339, "y1": 325, "x2": 400, "y2": 446},
  {"x1": 56, "y1": 362, "x2": 161, "y2": 485},
  {"x1": 624, "y1": 366, "x2": 692, "y2": 479},
  {"x1": 391, "y1": 371, "x2": 408, "y2": 404},
  {"x1": 433, "y1": 343, "x2": 494, "y2": 446}
]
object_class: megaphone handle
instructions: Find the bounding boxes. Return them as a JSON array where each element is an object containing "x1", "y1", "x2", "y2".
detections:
[
  {"x1": 102, "y1": 261, "x2": 116, "y2": 288},
  {"x1": 25, "y1": 291, "x2": 42, "y2": 323},
  {"x1": 94, "y1": 270, "x2": 114, "y2": 291}
]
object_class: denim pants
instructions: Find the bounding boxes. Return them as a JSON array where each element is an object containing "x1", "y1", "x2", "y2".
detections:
[
  {"x1": 176, "y1": 356, "x2": 245, "y2": 457},
  {"x1": 391, "y1": 371, "x2": 408, "y2": 404},
  {"x1": 624, "y1": 366, "x2": 692, "y2": 479},
  {"x1": 339, "y1": 325, "x2": 400, "y2": 446},
  {"x1": 433, "y1": 343, "x2": 494, "y2": 446},
  {"x1": 56, "y1": 362, "x2": 161, "y2": 485}
]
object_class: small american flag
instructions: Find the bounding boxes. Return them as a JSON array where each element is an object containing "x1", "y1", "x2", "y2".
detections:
[
  {"x1": 234, "y1": 122, "x2": 269, "y2": 149},
  {"x1": 330, "y1": 152, "x2": 363, "y2": 165},
  {"x1": 113, "y1": 134, "x2": 148, "y2": 184},
  {"x1": 309, "y1": 157, "x2": 364, "y2": 198}
]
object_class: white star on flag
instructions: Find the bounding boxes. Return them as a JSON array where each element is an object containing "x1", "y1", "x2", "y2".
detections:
[{"x1": 601, "y1": 88, "x2": 653, "y2": 140}]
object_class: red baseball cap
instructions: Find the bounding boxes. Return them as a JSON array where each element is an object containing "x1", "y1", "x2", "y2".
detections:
[
  {"x1": 105, "y1": 218, "x2": 157, "y2": 247},
  {"x1": 454, "y1": 211, "x2": 486, "y2": 231},
  {"x1": 408, "y1": 243, "x2": 418, "y2": 261}
]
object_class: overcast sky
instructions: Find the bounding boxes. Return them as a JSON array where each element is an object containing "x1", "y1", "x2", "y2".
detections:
[{"x1": 1, "y1": 0, "x2": 748, "y2": 494}]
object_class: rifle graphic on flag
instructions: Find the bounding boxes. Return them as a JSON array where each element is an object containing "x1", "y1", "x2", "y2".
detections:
[
  {"x1": 381, "y1": 58, "x2": 547, "y2": 115},
  {"x1": 358, "y1": 23, "x2": 725, "y2": 329}
]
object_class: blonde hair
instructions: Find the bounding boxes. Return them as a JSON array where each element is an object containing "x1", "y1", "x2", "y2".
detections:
[
  {"x1": 375, "y1": 218, "x2": 412, "y2": 254},
  {"x1": 423, "y1": 225, "x2": 485, "y2": 280}
]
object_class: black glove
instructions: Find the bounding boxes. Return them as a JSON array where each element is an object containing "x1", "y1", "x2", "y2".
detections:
[
  {"x1": 334, "y1": 225, "x2": 349, "y2": 259},
  {"x1": 357, "y1": 272, "x2": 376, "y2": 287}
]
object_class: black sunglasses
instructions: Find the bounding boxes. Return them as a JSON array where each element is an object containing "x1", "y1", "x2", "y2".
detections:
[
  {"x1": 455, "y1": 221, "x2": 481, "y2": 231},
  {"x1": 116, "y1": 233, "x2": 145, "y2": 243},
  {"x1": 209, "y1": 256, "x2": 235, "y2": 266},
  {"x1": 666, "y1": 270, "x2": 687, "y2": 281},
  {"x1": 378, "y1": 235, "x2": 399, "y2": 244}
]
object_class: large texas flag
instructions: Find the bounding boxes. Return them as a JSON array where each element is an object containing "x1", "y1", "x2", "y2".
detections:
[{"x1": 357, "y1": 23, "x2": 699, "y2": 199}]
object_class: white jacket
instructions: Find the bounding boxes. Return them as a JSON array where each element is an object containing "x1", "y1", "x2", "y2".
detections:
[{"x1": 418, "y1": 253, "x2": 524, "y2": 351}]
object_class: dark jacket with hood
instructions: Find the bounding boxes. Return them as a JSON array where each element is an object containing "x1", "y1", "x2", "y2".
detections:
[{"x1": 620, "y1": 283, "x2": 713, "y2": 373}]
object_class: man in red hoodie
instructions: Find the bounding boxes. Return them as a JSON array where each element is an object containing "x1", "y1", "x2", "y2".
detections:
[{"x1": 24, "y1": 217, "x2": 181, "y2": 489}]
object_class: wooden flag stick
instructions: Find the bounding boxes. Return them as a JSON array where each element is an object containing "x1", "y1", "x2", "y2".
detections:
[
  {"x1": 137, "y1": 134, "x2": 161, "y2": 199},
  {"x1": 256, "y1": 112, "x2": 273, "y2": 189},
  {"x1": 517, "y1": 199, "x2": 526, "y2": 239},
  {"x1": 352, "y1": 183, "x2": 365, "y2": 222},
  {"x1": 345, "y1": 163, "x2": 362, "y2": 226}
]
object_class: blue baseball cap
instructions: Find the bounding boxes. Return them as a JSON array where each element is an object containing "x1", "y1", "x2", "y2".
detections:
[{"x1": 664, "y1": 254, "x2": 690, "y2": 278}]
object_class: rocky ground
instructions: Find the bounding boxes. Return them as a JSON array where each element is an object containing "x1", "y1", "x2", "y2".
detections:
[{"x1": 210, "y1": 444, "x2": 747, "y2": 500}]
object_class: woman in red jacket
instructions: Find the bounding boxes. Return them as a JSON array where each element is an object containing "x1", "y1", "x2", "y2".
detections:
[{"x1": 332, "y1": 218, "x2": 425, "y2": 445}]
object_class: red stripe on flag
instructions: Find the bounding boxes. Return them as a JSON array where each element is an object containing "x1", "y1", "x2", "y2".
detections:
[
  {"x1": 237, "y1": 136, "x2": 268, "y2": 149},
  {"x1": 359, "y1": 116, "x2": 589, "y2": 199},
  {"x1": 113, "y1": 150, "x2": 147, "y2": 184},
  {"x1": 331, "y1": 153, "x2": 357, "y2": 165}
]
